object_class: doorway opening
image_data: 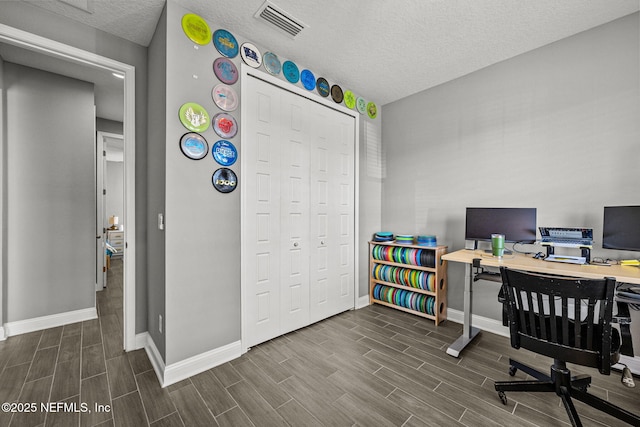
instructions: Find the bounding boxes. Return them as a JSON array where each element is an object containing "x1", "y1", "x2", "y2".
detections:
[{"x1": 0, "y1": 23, "x2": 137, "y2": 350}]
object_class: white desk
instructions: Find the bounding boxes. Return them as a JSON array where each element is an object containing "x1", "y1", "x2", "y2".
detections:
[{"x1": 442, "y1": 249, "x2": 640, "y2": 357}]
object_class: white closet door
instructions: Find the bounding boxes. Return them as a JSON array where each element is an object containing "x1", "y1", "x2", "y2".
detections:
[
  {"x1": 309, "y1": 103, "x2": 355, "y2": 322},
  {"x1": 279, "y1": 91, "x2": 310, "y2": 334},
  {"x1": 244, "y1": 79, "x2": 283, "y2": 346},
  {"x1": 243, "y1": 73, "x2": 355, "y2": 348}
]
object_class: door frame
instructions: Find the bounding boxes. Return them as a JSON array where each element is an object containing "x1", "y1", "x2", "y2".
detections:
[
  {"x1": 240, "y1": 65, "x2": 360, "y2": 353},
  {"x1": 0, "y1": 24, "x2": 137, "y2": 350}
]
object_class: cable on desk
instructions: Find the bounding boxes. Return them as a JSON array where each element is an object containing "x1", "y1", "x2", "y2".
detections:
[{"x1": 511, "y1": 241, "x2": 538, "y2": 256}]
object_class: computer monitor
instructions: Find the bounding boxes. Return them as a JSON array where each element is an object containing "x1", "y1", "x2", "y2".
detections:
[
  {"x1": 465, "y1": 207, "x2": 537, "y2": 243},
  {"x1": 603, "y1": 206, "x2": 640, "y2": 252}
]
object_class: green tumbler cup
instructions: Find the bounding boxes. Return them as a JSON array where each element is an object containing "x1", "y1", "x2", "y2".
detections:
[{"x1": 491, "y1": 234, "x2": 505, "y2": 257}]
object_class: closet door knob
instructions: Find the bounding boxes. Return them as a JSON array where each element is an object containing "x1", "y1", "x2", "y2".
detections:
[
  {"x1": 293, "y1": 242, "x2": 299, "y2": 247},
  {"x1": 321, "y1": 240, "x2": 325, "y2": 245}
]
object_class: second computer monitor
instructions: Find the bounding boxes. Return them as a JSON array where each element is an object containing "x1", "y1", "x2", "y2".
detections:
[
  {"x1": 603, "y1": 205, "x2": 640, "y2": 252},
  {"x1": 465, "y1": 207, "x2": 537, "y2": 244}
]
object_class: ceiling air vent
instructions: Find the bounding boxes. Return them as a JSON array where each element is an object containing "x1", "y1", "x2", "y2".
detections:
[{"x1": 254, "y1": 1, "x2": 307, "y2": 38}]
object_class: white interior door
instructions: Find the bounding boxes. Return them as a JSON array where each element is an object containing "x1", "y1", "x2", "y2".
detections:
[
  {"x1": 243, "y1": 71, "x2": 356, "y2": 348},
  {"x1": 309, "y1": 103, "x2": 355, "y2": 323},
  {"x1": 243, "y1": 79, "x2": 283, "y2": 346},
  {"x1": 279, "y1": 94, "x2": 310, "y2": 335}
]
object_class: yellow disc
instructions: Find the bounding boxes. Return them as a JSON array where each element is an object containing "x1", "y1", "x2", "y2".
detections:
[
  {"x1": 343, "y1": 90, "x2": 356, "y2": 109},
  {"x1": 182, "y1": 13, "x2": 211, "y2": 45}
]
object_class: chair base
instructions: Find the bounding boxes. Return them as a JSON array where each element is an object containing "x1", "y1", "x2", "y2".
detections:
[{"x1": 495, "y1": 358, "x2": 640, "y2": 427}]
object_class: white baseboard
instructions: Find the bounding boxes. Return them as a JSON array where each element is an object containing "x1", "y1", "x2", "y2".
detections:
[
  {"x1": 3, "y1": 307, "x2": 97, "y2": 337},
  {"x1": 356, "y1": 294, "x2": 370, "y2": 309},
  {"x1": 135, "y1": 332, "x2": 149, "y2": 350},
  {"x1": 144, "y1": 334, "x2": 166, "y2": 387},
  {"x1": 0, "y1": 326, "x2": 6, "y2": 341},
  {"x1": 141, "y1": 334, "x2": 241, "y2": 388},
  {"x1": 163, "y1": 341, "x2": 242, "y2": 387}
]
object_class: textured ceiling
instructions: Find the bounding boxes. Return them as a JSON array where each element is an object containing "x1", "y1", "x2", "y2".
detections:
[{"x1": 20, "y1": 0, "x2": 640, "y2": 106}]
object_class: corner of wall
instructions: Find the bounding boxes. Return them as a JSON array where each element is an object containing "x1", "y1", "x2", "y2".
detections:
[
  {"x1": 145, "y1": 1, "x2": 168, "y2": 362},
  {"x1": 0, "y1": 54, "x2": 6, "y2": 329}
]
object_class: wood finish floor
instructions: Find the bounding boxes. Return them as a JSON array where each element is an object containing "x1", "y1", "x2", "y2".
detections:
[{"x1": 0, "y1": 259, "x2": 638, "y2": 426}]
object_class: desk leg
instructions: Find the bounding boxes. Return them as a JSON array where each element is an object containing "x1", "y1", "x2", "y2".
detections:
[{"x1": 447, "y1": 263, "x2": 481, "y2": 357}]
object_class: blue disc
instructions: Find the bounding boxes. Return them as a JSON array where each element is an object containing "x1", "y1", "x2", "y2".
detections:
[
  {"x1": 300, "y1": 69, "x2": 315, "y2": 90},
  {"x1": 179, "y1": 132, "x2": 208, "y2": 160},
  {"x1": 212, "y1": 140, "x2": 238, "y2": 166},
  {"x1": 213, "y1": 29, "x2": 239, "y2": 58},
  {"x1": 282, "y1": 60, "x2": 299, "y2": 83}
]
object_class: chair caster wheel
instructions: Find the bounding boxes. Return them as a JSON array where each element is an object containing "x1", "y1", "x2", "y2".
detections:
[
  {"x1": 508, "y1": 366, "x2": 517, "y2": 376},
  {"x1": 498, "y1": 391, "x2": 508, "y2": 405}
]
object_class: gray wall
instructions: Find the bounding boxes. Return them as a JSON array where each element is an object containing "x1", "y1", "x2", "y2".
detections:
[
  {"x1": 381, "y1": 13, "x2": 639, "y2": 322},
  {"x1": 4, "y1": 63, "x2": 95, "y2": 321},
  {"x1": 163, "y1": 1, "x2": 241, "y2": 365},
  {"x1": 0, "y1": 1, "x2": 149, "y2": 333},
  {"x1": 147, "y1": 4, "x2": 167, "y2": 359}
]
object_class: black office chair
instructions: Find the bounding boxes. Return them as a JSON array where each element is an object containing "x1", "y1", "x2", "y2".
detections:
[{"x1": 494, "y1": 267, "x2": 640, "y2": 426}]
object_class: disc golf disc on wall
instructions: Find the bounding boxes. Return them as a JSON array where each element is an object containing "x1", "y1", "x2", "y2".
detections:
[
  {"x1": 263, "y1": 52, "x2": 281, "y2": 75},
  {"x1": 282, "y1": 60, "x2": 300, "y2": 84},
  {"x1": 212, "y1": 168, "x2": 237, "y2": 193},
  {"x1": 331, "y1": 84, "x2": 343, "y2": 103},
  {"x1": 300, "y1": 69, "x2": 315, "y2": 91},
  {"x1": 212, "y1": 29, "x2": 239, "y2": 58},
  {"x1": 179, "y1": 132, "x2": 209, "y2": 160},
  {"x1": 212, "y1": 112, "x2": 238, "y2": 139},
  {"x1": 343, "y1": 90, "x2": 356, "y2": 109},
  {"x1": 316, "y1": 77, "x2": 330, "y2": 97},
  {"x1": 212, "y1": 140, "x2": 238, "y2": 166},
  {"x1": 212, "y1": 84, "x2": 238, "y2": 112},
  {"x1": 181, "y1": 13, "x2": 211, "y2": 45},
  {"x1": 240, "y1": 42, "x2": 262, "y2": 68},
  {"x1": 179, "y1": 102, "x2": 209, "y2": 133},
  {"x1": 213, "y1": 57, "x2": 238, "y2": 85}
]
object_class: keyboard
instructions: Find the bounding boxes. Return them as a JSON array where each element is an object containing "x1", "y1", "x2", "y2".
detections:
[
  {"x1": 541, "y1": 239, "x2": 593, "y2": 248},
  {"x1": 545, "y1": 255, "x2": 587, "y2": 264}
]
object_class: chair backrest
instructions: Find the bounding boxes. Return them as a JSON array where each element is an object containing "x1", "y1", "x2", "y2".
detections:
[{"x1": 500, "y1": 267, "x2": 617, "y2": 375}]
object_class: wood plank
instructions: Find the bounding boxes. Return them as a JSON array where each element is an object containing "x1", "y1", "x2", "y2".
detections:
[
  {"x1": 106, "y1": 354, "x2": 137, "y2": 398},
  {"x1": 226, "y1": 380, "x2": 288, "y2": 427},
  {"x1": 170, "y1": 384, "x2": 217, "y2": 426}
]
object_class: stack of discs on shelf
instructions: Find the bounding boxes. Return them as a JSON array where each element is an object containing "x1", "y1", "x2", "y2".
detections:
[
  {"x1": 416, "y1": 235, "x2": 437, "y2": 247},
  {"x1": 371, "y1": 245, "x2": 436, "y2": 268},
  {"x1": 371, "y1": 265, "x2": 436, "y2": 291},
  {"x1": 395, "y1": 235, "x2": 414, "y2": 245},
  {"x1": 373, "y1": 232, "x2": 394, "y2": 242},
  {"x1": 372, "y1": 284, "x2": 436, "y2": 316}
]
